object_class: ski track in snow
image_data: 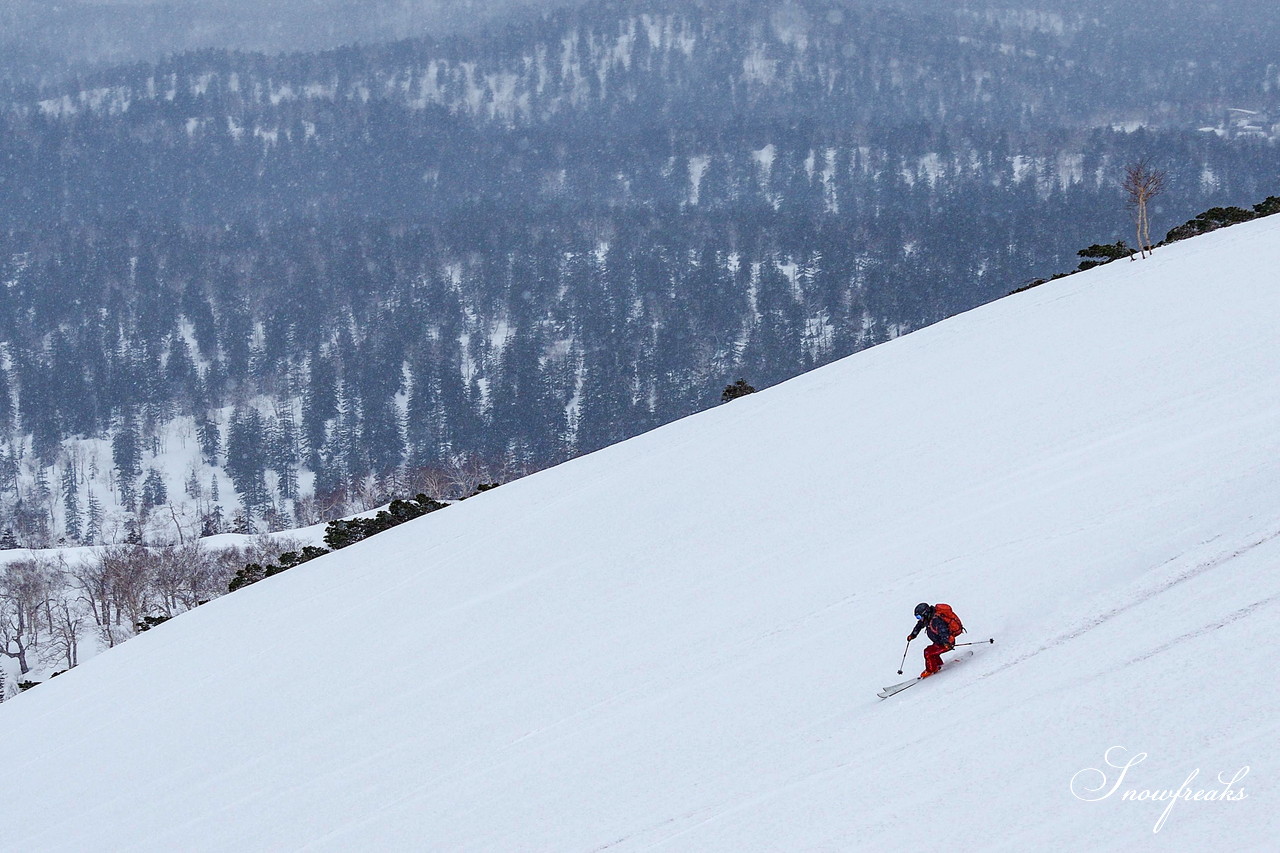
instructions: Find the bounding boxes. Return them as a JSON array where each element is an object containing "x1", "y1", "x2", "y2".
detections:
[
  {"x1": 980, "y1": 519, "x2": 1280, "y2": 680},
  {"x1": 1125, "y1": 590, "x2": 1280, "y2": 666}
]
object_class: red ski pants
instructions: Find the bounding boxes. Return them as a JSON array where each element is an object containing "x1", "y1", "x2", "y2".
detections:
[{"x1": 923, "y1": 642, "x2": 953, "y2": 674}]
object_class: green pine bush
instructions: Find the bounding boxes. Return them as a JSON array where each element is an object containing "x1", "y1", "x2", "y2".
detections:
[{"x1": 721, "y1": 379, "x2": 757, "y2": 403}]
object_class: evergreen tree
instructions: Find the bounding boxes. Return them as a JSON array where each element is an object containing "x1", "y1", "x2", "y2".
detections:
[
  {"x1": 269, "y1": 407, "x2": 300, "y2": 501},
  {"x1": 201, "y1": 359, "x2": 228, "y2": 410},
  {"x1": 184, "y1": 468, "x2": 201, "y2": 500},
  {"x1": 62, "y1": 464, "x2": 81, "y2": 543},
  {"x1": 29, "y1": 398, "x2": 61, "y2": 466},
  {"x1": 0, "y1": 447, "x2": 16, "y2": 496},
  {"x1": 325, "y1": 382, "x2": 362, "y2": 492},
  {"x1": 84, "y1": 491, "x2": 102, "y2": 544},
  {"x1": 302, "y1": 352, "x2": 337, "y2": 466},
  {"x1": 721, "y1": 379, "x2": 756, "y2": 403},
  {"x1": 165, "y1": 335, "x2": 199, "y2": 407},
  {"x1": 33, "y1": 466, "x2": 51, "y2": 507},
  {"x1": 232, "y1": 508, "x2": 255, "y2": 535},
  {"x1": 202, "y1": 504, "x2": 224, "y2": 537},
  {"x1": 0, "y1": 366, "x2": 13, "y2": 434},
  {"x1": 405, "y1": 347, "x2": 441, "y2": 469},
  {"x1": 196, "y1": 415, "x2": 222, "y2": 467},
  {"x1": 225, "y1": 407, "x2": 269, "y2": 511},
  {"x1": 141, "y1": 469, "x2": 167, "y2": 512},
  {"x1": 112, "y1": 411, "x2": 142, "y2": 508}
]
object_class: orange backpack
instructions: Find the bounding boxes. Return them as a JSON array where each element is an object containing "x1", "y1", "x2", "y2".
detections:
[{"x1": 933, "y1": 603, "x2": 965, "y2": 641}]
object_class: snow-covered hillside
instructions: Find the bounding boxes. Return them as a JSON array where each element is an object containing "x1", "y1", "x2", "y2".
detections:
[{"x1": 2, "y1": 217, "x2": 1278, "y2": 849}]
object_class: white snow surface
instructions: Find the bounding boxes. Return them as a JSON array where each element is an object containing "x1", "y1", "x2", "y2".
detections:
[{"x1": 3, "y1": 218, "x2": 1280, "y2": 849}]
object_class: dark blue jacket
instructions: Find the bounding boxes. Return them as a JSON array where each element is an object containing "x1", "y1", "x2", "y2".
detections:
[{"x1": 910, "y1": 613, "x2": 954, "y2": 646}]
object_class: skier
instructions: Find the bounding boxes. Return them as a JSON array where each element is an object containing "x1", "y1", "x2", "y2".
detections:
[{"x1": 908, "y1": 602, "x2": 964, "y2": 678}]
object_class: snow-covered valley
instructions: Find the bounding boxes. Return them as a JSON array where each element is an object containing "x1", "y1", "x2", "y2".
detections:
[{"x1": 1, "y1": 215, "x2": 1277, "y2": 849}]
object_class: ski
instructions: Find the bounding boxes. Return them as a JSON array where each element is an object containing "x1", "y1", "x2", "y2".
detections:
[
  {"x1": 876, "y1": 677, "x2": 919, "y2": 699},
  {"x1": 877, "y1": 650, "x2": 973, "y2": 699}
]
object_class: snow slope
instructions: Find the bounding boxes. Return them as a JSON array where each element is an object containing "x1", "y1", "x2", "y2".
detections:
[{"x1": 3, "y1": 218, "x2": 1278, "y2": 850}]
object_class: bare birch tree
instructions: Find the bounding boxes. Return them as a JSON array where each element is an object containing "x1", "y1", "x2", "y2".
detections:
[
  {"x1": 0, "y1": 557, "x2": 58, "y2": 674},
  {"x1": 0, "y1": 590, "x2": 36, "y2": 674},
  {"x1": 44, "y1": 596, "x2": 84, "y2": 671},
  {"x1": 1123, "y1": 159, "x2": 1168, "y2": 258},
  {"x1": 72, "y1": 545, "x2": 152, "y2": 647}
]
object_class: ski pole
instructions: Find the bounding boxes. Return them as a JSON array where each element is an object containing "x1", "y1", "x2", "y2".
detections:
[
  {"x1": 896, "y1": 639, "x2": 912, "y2": 675},
  {"x1": 953, "y1": 638, "x2": 995, "y2": 647}
]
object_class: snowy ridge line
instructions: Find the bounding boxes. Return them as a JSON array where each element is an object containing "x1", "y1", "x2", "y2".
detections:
[{"x1": 979, "y1": 518, "x2": 1280, "y2": 679}]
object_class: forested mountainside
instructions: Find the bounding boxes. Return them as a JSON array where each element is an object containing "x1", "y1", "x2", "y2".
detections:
[{"x1": 2, "y1": 0, "x2": 1279, "y2": 546}]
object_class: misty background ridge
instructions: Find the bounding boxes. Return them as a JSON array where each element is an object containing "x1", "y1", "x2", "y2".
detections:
[
  {"x1": 0, "y1": 0, "x2": 577, "y2": 80},
  {"x1": 5, "y1": 0, "x2": 1280, "y2": 86}
]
